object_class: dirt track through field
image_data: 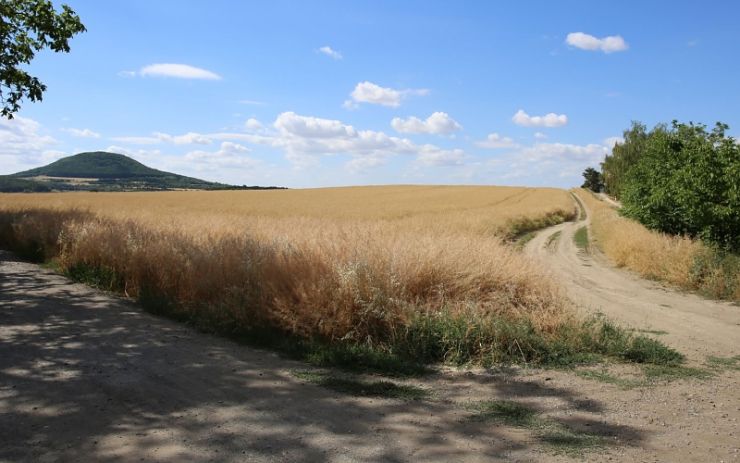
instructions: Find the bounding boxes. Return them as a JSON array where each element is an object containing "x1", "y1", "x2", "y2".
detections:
[{"x1": 525, "y1": 194, "x2": 740, "y2": 363}]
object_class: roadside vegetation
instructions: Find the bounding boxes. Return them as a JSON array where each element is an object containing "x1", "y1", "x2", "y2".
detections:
[
  {"x1": 574, "y1": 226, "x2": 589, "y2": 251},
  {"x1": 577, "y1": 190, "x2": 740, "y2": 301},
  {"x1": 0, "y1": 186, "x2": 680, "y2": 372},
  {"x1": 580, "y1": 120, "x2": 740, "y2": 302}
]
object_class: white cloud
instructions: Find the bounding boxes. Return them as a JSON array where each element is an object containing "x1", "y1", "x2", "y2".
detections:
[
  {"x1": 317, "y1": 46, "x2": 342, "y2": 60},
  {"x1": 345, "y1": 81, "x2": 429, "y2": 108},
  {"x1": 153, "y1": 131, "x2": 212, "y2": 145},
  {"x1": 603, "y1": 136, "x2": 624, "y2": 148},
  {"x1": 512, "y1": 109, "x2": 568, "y2": 128},
  {"x1": 391, "y1": 112, "x2": 462, "y2": 135},
  {"x1": 346, "y1": 155, "x2": 387, "y2": 174},
  {"x1": 185, "y1": 142, "x2": 259, "y2": 169},
  {"x1": 518, "y1": 142, "x2": 608, "y2": 162},
  {"x1": 111, "y1": 132, "x2": 213, "y2": 145},
  {"x1": 62, "y1": 127, "x2": 101, "y2": 138},
  {"x1": 349, "y1": 82, "x2": 401, "y2": 107},
  {"x1": 534, "y1": 132, "x2": 547, "y2": 140},
  {"x1": 105, "y1": 145, "x2": 162, "y2": 163},
  {"x1": 476, "y1": 132, "x2": 519, "y2": 149},
  {"x1": 245, "y1": 118, "x2": 263, "y2": 131},
  {"x1": 106, "y1": 112, "x2": 464, "y2": 173},
  {"x1": 110, "y1": 135, "x2": 162, "y2": 145},
  {"x1": 138, "y1": 63, "x2": 221, "y2": 80},
  {"x1": 416, "y1": 146, "x2": 466, "y2": 166},
  {"x1": 0, "y1": 116, "x2": 59, "y2": 173},
  {"x1": 263, "y1": 112, "x2": 462, "y2": 170},
  {"x1": 478, "y1": 141, "x2": 610, "y2": 187},
  {"x1": 275, "y1": 112, "x2": 357, "y2": 138},
  {"x1": 565, "y1": 32, "x2": 629, "y2": 53}
]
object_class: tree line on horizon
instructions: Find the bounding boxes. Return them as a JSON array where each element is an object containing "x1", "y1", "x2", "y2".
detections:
[{"x1": 582, "y1": 120, "x2": 740, "y2": 253}]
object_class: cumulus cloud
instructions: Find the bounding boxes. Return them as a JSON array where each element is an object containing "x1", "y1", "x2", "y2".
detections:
[
  {"x1": 138, "y1": 63, "x2": 221, "y2": 80},
  {"x1": 111, "y1": 132, "x2": 213, "y2": 145},
  {"x1": 266, "y1": 112, "x2": 464, "y2": 171},
  {"x1": 391, "y1": 112, "x2": 462, "y2": 135},
  {"x1": 346, "y1": 155, "x2": 387, "y2": 174},
  {"x1": 317, "y1": 46, "x2": 342, "y2": 60},
  {"x1": 274, "y1": 112, "x2": 357, "y2": 139},
  {"x1": 344, "y1": 81, "x2": 429, "y2": 108},
  {"x1": 566, "y1": 32, "x2": 629, "y2": 53},
  {"x1": 185, "y1": 142, "x2": 259, "y2": 169},
  {"x1": 245, "y1": 118, "x2": 263, "y2": 131},
  {"x1": 534, "y1": 132, "x2": 547, "y2": 140},
  {"x1": 517, "y1": 142, "x2": 608, "y2": 162},
  {"x1": 105, "y1": 145, "x2": 162, "y2": 162},
  {"x1": 109, "y1": 135, "x2": 162, "y2": 145},
  {"x1": 62, "y1": 128, "x2": 101, "y2": 138},
  {"x1": 476, "y1": 133, "x2": 519, "y2": 149},
  {"x1": 108, "y1": 111, "x2": 465, "y2": 174},
  {"x1": 416, "y1": 146, "x2": 466, "y2": 166},
  {"x1": 0, "y1": 116, "x2": 60, "y2": 173},
  {"x1": 154, "y1": 132, "x2": 213, "y2": 145},
  {"x1": 512, "y1": 109, "x2": 568, "y2": 128},
  {"x1": 479, "y1": 141, "x2": 611, "y2": 187}
]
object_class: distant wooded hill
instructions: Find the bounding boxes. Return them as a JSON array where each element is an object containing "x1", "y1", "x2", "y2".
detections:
[{"x1": 0, "y1": 151, "x2": 286, "y2": 192}]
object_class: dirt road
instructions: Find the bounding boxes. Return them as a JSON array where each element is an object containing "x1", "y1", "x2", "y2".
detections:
[
  {"x1": 525, "y1": 194, "x2": 740, "y2": 363},
  {"x1": 1, "y1": 225, "x2": 738, "y2": 461}
]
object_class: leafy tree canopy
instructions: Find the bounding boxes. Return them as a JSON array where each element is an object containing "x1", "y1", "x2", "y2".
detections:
[
  {"x1": 601, "y1": 121, "x2": 649, "y2": 198},
  {"x1": 581, "y1": 167, "x2": 603, "y2": 192},
  {"x1": 620, "y1": 121, "x2": 740, "y2": 252},
  {"x1": 1, "y1": 0, "x2": 85, "y2": 118}
]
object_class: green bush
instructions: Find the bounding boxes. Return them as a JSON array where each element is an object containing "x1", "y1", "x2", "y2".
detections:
[{"x1": 619, "y1": 121, "x2": 740, "y2": 253}]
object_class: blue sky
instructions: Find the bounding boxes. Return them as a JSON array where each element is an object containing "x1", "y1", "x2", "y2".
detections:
[{"x1": 2, "y1": 0, "x2": 739, "y2": 188}]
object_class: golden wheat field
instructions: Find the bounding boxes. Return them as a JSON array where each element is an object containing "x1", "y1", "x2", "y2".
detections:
[
  {"x1": 1, "y1": 185, "x2": 574, "y2": 238},
  {"x1": 0, "y1": 185, "x2": 587, "y2": 363}
]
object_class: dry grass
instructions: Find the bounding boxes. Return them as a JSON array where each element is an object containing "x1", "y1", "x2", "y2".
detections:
[
  {"x1": 0, "y1": 185, "x2": 575, "y2": 239},
  {"x1": 576, "y1": 189, "x2": 740, "y2": 301},
  {"x1": 0, "y1": 186, "x2": 679, "y2": 366}
]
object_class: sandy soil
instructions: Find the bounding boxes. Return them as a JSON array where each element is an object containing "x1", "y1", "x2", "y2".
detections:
[{"x1": 1, "y1": 196, "x2": 738, "y2": 462}]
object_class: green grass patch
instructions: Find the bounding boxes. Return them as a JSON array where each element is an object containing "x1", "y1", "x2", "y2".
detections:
[
  {"x1": 546, "y1": 230, "x2": 562, "y2": 249},
  {"x1": 705, "y1": 355, "x2": 740, "y2": 371},
  {"x1": 514, "y1": 231, "x2": 537, "y2": 251},
  {"x1": 292, "y1": 370, "x2": 429, "y2": 400},
  {"x1": 64, "y1": 263, "x2": 125, "y2": 292},
  {"x1": 575, "y1": 369, "x2": 643, "y2": 389},
  {"x1": 631, "y1": 328, "x2": 668, "y2": 336},
  {"x1": 641, "y1": 364, "x2": 712, "y2": 381},
  {"x1": 467, "y1": 399, "x2": 605, "y2": 456},
  {"x1": 574, "y1": 226, "x2": 589, "y2": 250},
  {"x1": 467, "y1": 400, "x2": 541, "y2": 427},
  {"x1": 538, "y1": 427, "x2": 605, "y2": 456}
]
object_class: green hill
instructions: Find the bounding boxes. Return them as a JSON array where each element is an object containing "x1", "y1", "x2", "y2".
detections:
[
  {"x1": 14, "y1": 151, "x2": 179, "y2": 179},
  {"x1": 4, "y1": 151, "x2": 285, "y2": 192}
]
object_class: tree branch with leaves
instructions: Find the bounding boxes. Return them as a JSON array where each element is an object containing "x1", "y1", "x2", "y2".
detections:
[{"x1": 1, "y1": 0, "x2": 85, "y2": 118}]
